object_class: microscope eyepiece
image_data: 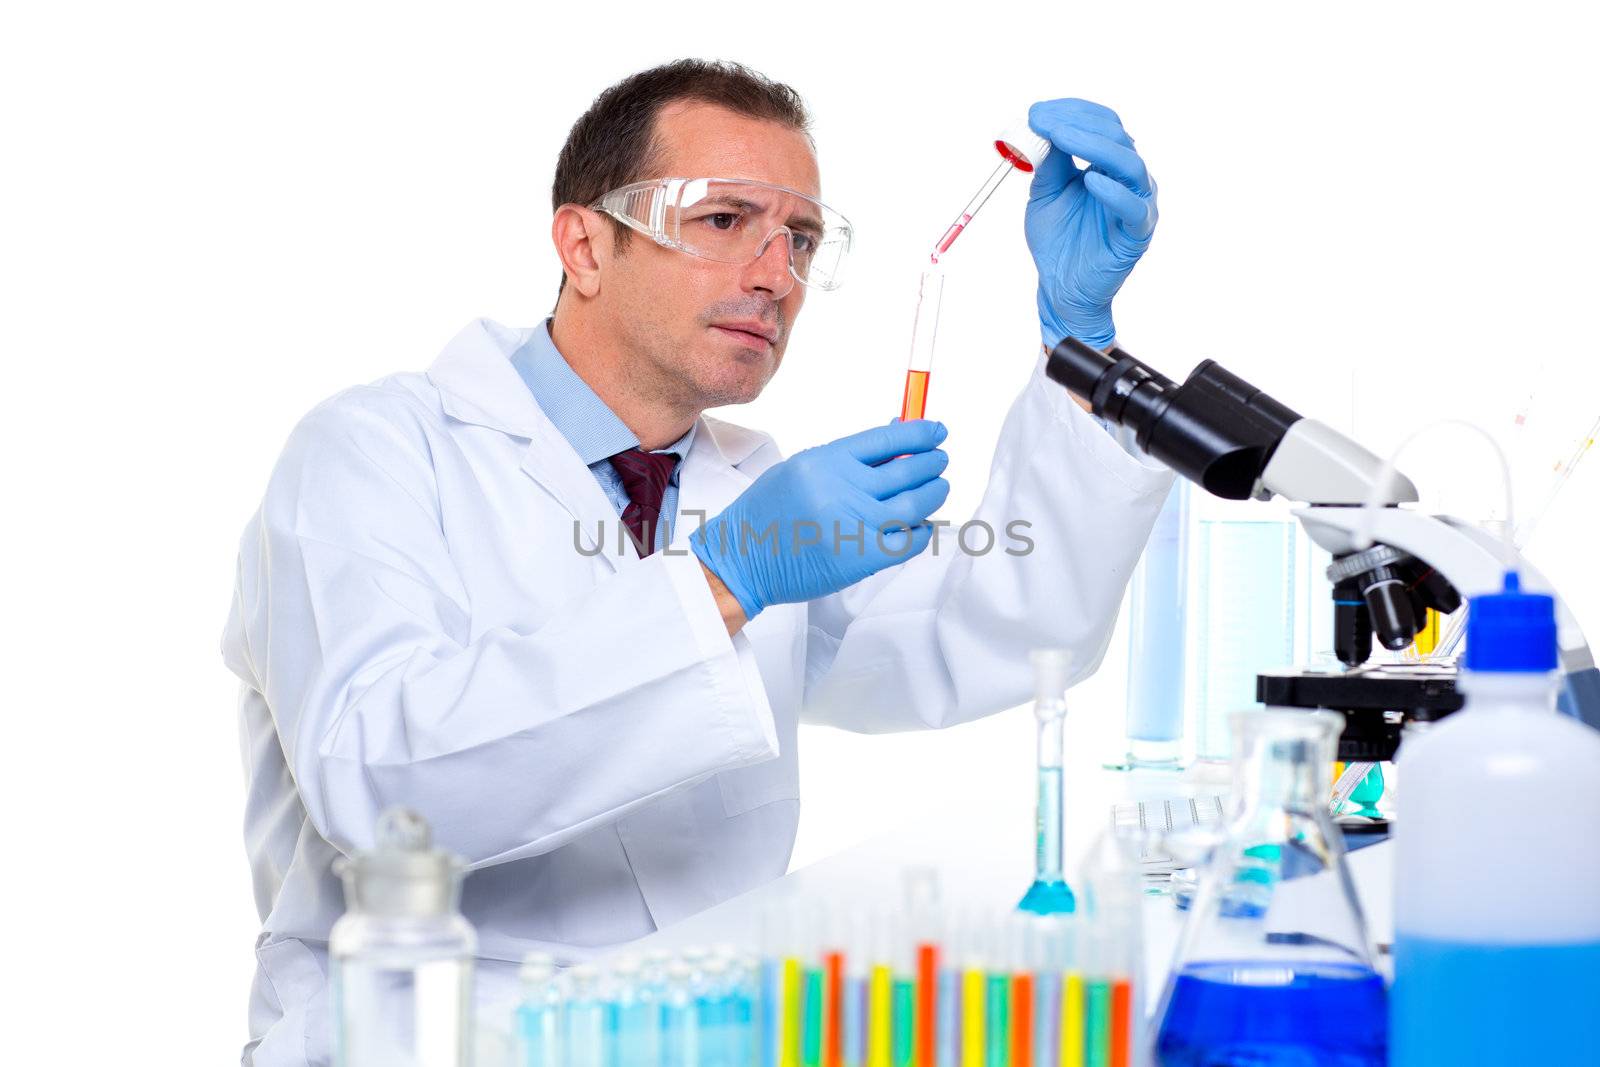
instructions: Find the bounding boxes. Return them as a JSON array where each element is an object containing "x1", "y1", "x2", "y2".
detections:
[{"x1": 1045, "y1": 337, "x2": 1301, "y2": 499}]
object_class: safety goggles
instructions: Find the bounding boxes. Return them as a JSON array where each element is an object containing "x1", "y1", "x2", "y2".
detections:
[{"x1": 592, "y1": 177, "x2": 854, "y2": 291}]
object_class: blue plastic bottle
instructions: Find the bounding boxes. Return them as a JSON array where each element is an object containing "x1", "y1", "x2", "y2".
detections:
[{"x1": 1392, "y1": 573, "x2": 1600, "y2": 1065}]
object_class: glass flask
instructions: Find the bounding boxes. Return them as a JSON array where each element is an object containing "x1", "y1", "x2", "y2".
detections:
[
  {"x1": 1018, "y1": 648, "x2": 1076, "y2": 915},
  {"x1": 1153, "y1": 709, "x2": 1387, "y2": 1067},
  {"x1": 331, "y1": 808, "x2": 476, "y2": 1067}
]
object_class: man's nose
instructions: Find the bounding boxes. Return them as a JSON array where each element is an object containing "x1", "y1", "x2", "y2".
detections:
[{"x1": 742, "y1": 229, "x2": 796, "y2": 299}]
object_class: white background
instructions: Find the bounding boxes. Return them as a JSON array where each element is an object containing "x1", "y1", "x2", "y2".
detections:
[{"x1": 4, "y1": 1, "x2": 1597, "y2": 1060}]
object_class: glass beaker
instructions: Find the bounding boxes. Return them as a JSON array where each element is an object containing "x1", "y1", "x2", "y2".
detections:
[
  {"x1": 1153, "y1": 709, "x2": 1387, "y2": 1067},
  {"x1": 331, "y1": 808, "x2": 476, "y2": 1067}
]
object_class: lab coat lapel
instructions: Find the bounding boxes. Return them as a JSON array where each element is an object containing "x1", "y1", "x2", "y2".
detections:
[
  {"x1": 520, "y1": 420, "x2": 626, "y2": 571},
  {"x1": 672, "y1": 415, "x2": 780, "y2": 551},
  {"x1": 428, "y1": 318, "x2": 625, "y2": 569}
]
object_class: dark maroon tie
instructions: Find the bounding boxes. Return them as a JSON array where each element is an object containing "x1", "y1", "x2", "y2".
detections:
[{"x1": 608, "y1": 448, "x2": 680, "y2": 556}]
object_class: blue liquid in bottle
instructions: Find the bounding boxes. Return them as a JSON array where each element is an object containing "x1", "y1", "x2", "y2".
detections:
[
  {"x1": 1156, "y1": 961, "x2": 1387, "y2": 1066},
  {"x1": 1392, "y1": 936, "x2": 1600, "y2": 1065}
]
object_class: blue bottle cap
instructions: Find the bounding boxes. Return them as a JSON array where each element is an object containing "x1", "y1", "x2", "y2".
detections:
[{"x1": 1464, "y1": 571, "x2": 1558, "y2": 673}]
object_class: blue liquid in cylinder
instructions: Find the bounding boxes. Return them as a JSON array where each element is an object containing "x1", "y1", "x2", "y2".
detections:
[
  {"x1": 1391, "y1": 936, "x2": 1600, "y2": 1066},
  {"x1": 1155, "y1": 961, "x2": 1387, "y2": 1066}
]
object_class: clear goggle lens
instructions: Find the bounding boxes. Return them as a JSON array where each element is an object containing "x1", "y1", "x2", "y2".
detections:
[{"x1": 594, "y1": 178, "x2": 853, "y2": 291}]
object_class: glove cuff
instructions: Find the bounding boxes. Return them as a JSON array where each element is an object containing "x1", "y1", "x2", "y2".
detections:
[
  {"x1": 690, "y1": 523, "x2": 765, "y2": 621},
  {"x1": 1038, "y1": 289, "x2": 1115, "y2": 352}
]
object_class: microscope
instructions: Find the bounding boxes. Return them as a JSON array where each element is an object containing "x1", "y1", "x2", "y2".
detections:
[{"x1": 1046, "y1": 338, "x2": 1600, "y2": 761}]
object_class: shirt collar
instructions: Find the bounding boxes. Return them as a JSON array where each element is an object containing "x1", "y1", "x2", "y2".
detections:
[{"x1": 509, "y1": 320, "x2": 696, "y2": 468}]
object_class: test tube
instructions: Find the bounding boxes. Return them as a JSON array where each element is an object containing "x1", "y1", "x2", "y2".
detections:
[
  {"x1": 983, "y1": 917, "x2": 1009, "y2": 1067},
  {"x1": 892, "y1": 925, "x2": 916, "y2": 1067},
  {"x1": 612, "y1": 954, "x2": 659, "y2": 1067},
  {"x1": 759, "y1": 906, "x2": 787, "y2": 1067},
  {"x1": 900, "y1": 270, "x2": 945, "y2": 423},
  {"x1": 516, "y1": 952, "x2": 563, "y2": 1067},
  {"x1": 959, "y1": 913, "x2": 987, "y2": 1067},
  {"x1": 935, "y1": 915, "x2": 961, "y2": 1067},
  {"x1": 563, "y1": 963, "x2": 606, "y2": 1067},
  {"x1": 899, "y1": 123, "x2": 1049, "y2": 424},
  {"x1": 824, "y1": 921, "x2": 847, "y2": 1067},
  {"x1": 903, "y1": 867, "x2": 941, "y2": 1067},
  {"x1": 1028, "y1": 919, "x2": 1063, "y2": 1067},
  {"x1": 1061, "y1": 926, "x2": 1086, "y2": 1067},
  {"x1": 1082, "y1": 928, "x2": 1111, "y2": 1067},
  {"x1": 701, "y1": 955, "x2": 734, "y2": 1067},
  {"x1": 1007, "y1": 917, "x2": 1034, "y2": 1067},
  {"x1": 734, "y1": 953, "x2": 763, "y2": 1067},
  {"x1": 844, "y1": 912, "x2": 869, "y2": 1067},
  {"x1": 662, "y1": 960, "x2": 699, "y2": 1067}
]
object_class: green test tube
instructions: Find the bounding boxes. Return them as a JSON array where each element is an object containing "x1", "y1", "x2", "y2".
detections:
[
  {"x1": 985, "y1": 974, "x2": 1009, "y2": 1067},
  {"x1": 892, "y1": 977, "x2": 916, "y2": 1067},
  {"x1": 1084, "y1": 980, "x2": 1110, "y2": 1067},
  {"x1": 804, "y1": 967, "x2": 825, "y2": 1067}
]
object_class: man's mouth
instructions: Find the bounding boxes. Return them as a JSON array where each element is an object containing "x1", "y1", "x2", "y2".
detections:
[{"x1": 711, "y1": 322, "x2": 778, "y2": 349}]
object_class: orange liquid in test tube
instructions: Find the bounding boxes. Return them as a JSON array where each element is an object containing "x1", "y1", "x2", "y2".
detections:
[
  {"x1": 1110, "y1": 979, "x2": 1132, "y2": 1067},
  {"x1": 1011, "y1": 973, "x2": 1034, "y2": 1067},
  {"x1": 900, "y1": 271, "x2": 943, "y2": 422},
  {"x1": 901, "y1": 370, "x2": 931, "y2": 422},
  {"x1": 915, "y1": 943, "x2": 938, "y2": 1067}
]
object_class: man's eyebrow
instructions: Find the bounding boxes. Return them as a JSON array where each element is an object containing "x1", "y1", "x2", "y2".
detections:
[
  {"x1": 786, "y1": 211, "x2": 825, "y2": 237},
  {"x1": 697, "y1": 193, "x2": 825, "y2": 236}
]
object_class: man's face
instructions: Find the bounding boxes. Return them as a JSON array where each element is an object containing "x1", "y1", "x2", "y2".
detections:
[{"x1": 601, "y1": 100, "x2": 821, "y2": 411}]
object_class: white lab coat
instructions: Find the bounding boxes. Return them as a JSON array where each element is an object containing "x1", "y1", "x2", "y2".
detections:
[{"x1": 223, "y1": 318, "x2": 1171, "y2": 1065}]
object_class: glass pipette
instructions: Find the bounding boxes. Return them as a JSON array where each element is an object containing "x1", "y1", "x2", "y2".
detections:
[
  {"x1": 899, "y1": 129, "x2": 1047, "y2": 421},
  {"x1": 929, "y1": 159, "x2": 1018, "y2": 266}
]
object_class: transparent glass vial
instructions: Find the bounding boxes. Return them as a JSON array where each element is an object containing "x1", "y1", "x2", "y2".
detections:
[{"x1": 331, "y1": 808, "x2": 476, "y2": 1067}]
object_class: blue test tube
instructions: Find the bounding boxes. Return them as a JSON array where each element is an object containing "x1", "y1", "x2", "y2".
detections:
[
  {"x1": 662, "y1": 960, "x2": 699, "y2": 1067},
  {"x1": 701, "y1": 955, "x2": 737, "y2": 1067},
  {"x1": 563, "y1": 964, "x2": 607, "y2": 1067},
  {"x1": 612, "y1": 955, "x2": 661, "y2": 1067},
  {"x1": 516, "y1": 953, "x2": 563, "y2": 1067},
  {"x1": 732, "y1": 953, "x2": 761, "y2": 1067}
]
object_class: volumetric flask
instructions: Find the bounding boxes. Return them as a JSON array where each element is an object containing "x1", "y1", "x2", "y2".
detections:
[
  {"x1": 1018, "y1": 648, "x2": 1076, "y2": 915},
  {"x1": 1153, "y1": 710, "x2": 1386, "y2": 1067}
]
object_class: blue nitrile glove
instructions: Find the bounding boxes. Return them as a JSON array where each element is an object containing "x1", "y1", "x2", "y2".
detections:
[
  {"x1": 1025, "y1": 98, "x2": 1159, "y2": 350},
  {"x1": 691, "y1": 420, "x2": 951, "y2": 620}
]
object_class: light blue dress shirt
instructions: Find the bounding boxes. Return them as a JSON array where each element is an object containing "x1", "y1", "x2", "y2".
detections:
[{"x1": 509, "y1": 321, "x2": 696, "y2": 552}]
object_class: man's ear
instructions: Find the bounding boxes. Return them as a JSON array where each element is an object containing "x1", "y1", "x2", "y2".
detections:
[{"x1": 552, "y1": 205, "x2": 609, "y2": 298}]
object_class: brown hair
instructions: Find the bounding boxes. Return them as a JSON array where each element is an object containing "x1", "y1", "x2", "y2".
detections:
[{"x1": 551, "y1": 59, "x2": 812, "y2": 295}]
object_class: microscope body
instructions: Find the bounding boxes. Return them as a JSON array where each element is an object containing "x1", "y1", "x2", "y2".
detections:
[{"x1": 1046, "y1": 338, "x2": 1599, "y2": 758}]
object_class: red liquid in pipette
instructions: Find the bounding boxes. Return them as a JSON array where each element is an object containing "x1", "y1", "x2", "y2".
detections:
[
  {"x1": 901, "y1": 368, "x2": 931, "y2": 421},
  {"x1": 930, "y1": 214, "x2": 973, "y2": 264}
]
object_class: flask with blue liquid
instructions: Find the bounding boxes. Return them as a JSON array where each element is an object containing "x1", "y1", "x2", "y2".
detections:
[
  {"x1": 1153, "y1": 709, "x2": 1387, "y2": 1066},
  {"x1": 1391, "y1": 571, "x2": 1600, "y2": 1065}
]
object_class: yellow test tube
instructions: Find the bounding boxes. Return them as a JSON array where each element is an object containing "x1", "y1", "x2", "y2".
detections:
[
  {"x1": 961, "y1": 968, "x2": 986, "y2": 1067},
  {"x1": 1060, "y1": 972, "x2": 1085, "y2": 1067},
  {"x1": 783, "y1": 957, "x2": 804, "y2": 1067},
  {"x1": 869, "y1": 963, "x2": 893, "y2": 1067}
]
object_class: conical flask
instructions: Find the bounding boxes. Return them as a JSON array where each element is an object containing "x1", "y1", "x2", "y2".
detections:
[{"x1": 1153, "y1": 709, "x2": 1387, "y2": 1067}]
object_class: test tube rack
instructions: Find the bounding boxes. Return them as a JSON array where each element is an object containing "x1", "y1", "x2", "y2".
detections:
[{"x1": 514, "y1": 905, "x2": 1141, "y2": 1067}]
